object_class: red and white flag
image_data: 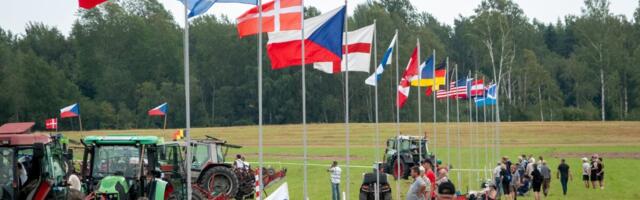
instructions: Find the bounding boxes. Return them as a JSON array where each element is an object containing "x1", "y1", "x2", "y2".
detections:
[
  {"x1": 397, "y1": 46, "x2": 419, "y2": 109},
  {"x1": 470, "y1": 79, "x2": 485, "y2": 96},
  {"x1": 45, "y1": 118, "x2": 58, "y2": 130},
  {"x1": 236, "y1": 0, "x2": 302, "y2": 37},
  {"x1": 313, "y1": 24, "x2": 374, "y2": 74}
]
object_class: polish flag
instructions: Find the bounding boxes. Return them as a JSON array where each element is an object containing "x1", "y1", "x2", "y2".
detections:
[
  {"x1": 313, "y1": 24, "x2": 374, "y2": 74},
  {"x1": 236, "y1": 0, "x2": 302, "y2": 37}
]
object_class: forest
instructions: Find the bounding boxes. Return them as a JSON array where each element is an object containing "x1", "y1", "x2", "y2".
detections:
[{"x1": 1, "y1": 0, "x2": 640, "y2": 130}]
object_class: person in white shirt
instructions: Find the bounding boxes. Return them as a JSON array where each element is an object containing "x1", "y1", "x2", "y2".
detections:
[
  {"x1": 581, "y1": 157, "x2": 591, "y2": 188},
  {"x1": 241, "y1": 156, "x2": 250, "y2": 170},
  {"x1": 234, "y1": 154, "x2": 245, "y2": 170},
  {"x1": 327, "y1": 161, "x2": 341, "y2": 200}
]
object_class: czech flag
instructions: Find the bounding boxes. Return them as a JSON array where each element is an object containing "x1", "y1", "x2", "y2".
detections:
[
  {"x1": 148, "y1": 103, "x2": 168, "y2": 116},
  {"x1": 267, "y1": 6, "x2": 345, "y2": 69},
  {"x1": 60, "y1": 103, "x2": 80, "y2": 118}
]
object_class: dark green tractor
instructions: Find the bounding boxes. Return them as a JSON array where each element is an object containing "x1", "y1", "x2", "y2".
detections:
[
  {"x1": 80, "y1": 135, "x2": 211, "y2": 200},
  {"x1": 382, "y1": 135, "x2": 432, "y2": 180}
]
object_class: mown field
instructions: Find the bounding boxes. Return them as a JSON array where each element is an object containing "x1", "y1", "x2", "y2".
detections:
[{"x1": 60, "y1": 122, "x2": 640, "y2": 199}]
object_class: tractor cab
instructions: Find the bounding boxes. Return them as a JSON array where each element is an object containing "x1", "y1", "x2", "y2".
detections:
[
  {"x1": 0, "y1": 122, "x2": 72, "y2": 200},
  {"x1": 81, "y1": 135, "x2": 172, "y2": 200},
  {"x1": 382, "y1": 135, "x2": 431, "y2": 179}
]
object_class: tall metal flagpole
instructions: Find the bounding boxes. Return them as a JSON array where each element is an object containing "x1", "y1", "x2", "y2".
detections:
[
  {"x1": 257, "y1": 0, "x2": 264, "y2": 199},
  {"x1": 432, "y1": 49, "x2": 437, "y2": 170},
  {"x1": 417, "y1": 39, "x2": 422, "y2": 161},
  {"x1": 455, "y1": 64, "x2": 461, "y2": 187},
  {"x1": 483, "y1": 76, "x2": 488, "y2": 179},
  {"x1": 467, "y1": 70, "x2": 474, "y2": 188},
  {"x1": 474, "y1": 71, "x2": 480, "y2": 182},
  {"x1": 445, "y1": 57, "x2": 450, "y2": 168},
  {"x1": 344, "y1": 1, "x2": 351, "y2": 198},
  {"x1": 301, "y1": 0, "x2": 308, "y2": 199},
  {"x1": 372, "y1": 20, "x2": 380, "y2": 200},
  {"x1": 394, "y1": 28, "x2": 400, "y2": 200},
  {"x1": 182, "y1": 2, "x2": 193, "y2": 199}
]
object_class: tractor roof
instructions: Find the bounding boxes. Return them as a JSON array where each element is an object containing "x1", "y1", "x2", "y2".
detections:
[
  {"x1": 393, "y1": 135, "x2": 427, "y2": 140},
  {"x1": 83, "y1": 135, "x2": 160, "y2": 145},
  {"x1": 0, "y1": 122, "x2": 35, "y2": 135},
  {"x1": 0, "y1": 133, "x2": 51, "y2": 146}
]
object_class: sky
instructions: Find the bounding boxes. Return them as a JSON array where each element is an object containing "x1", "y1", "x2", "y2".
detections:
[{"x1": 0, "y1": 0, "x2": 637, "y2": 36}]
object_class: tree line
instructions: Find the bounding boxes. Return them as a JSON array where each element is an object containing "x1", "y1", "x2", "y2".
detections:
[{"x1": 1, "y1": 0, "x2": 639, "y2": 130}]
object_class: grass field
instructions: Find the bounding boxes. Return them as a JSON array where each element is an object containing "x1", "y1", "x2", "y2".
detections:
[{"x1": 61, "y1": 121, "x2": 640, "y2": 199}]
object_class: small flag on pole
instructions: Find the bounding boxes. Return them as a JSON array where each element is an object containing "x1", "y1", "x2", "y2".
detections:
[
  {"x1": 180, "y1": 0, "x2": 258, "y2": 18},
  {"x1": 365, "y1": 32, "x2": 397, "y2": 86},
  {"x1": 174, "y1": 129, "x2": 185, "y2": 140},
  {"x1": 60, "y1": 103, "x2": 80, "y2": 118},
  {"x1": 313, "y1": 24, "x2": 374, "y2": 74},
  {"x1": 236, "y1": 0, "x2": 302, "y2": 37},
  {"x1": 474, "y1": 83, "x2": 496, "y2": 107},
  {"x1": 45, "y1": 118, "x2": 58, "y2": 130},
  {"x1": 148, "y1": 103, "x2": 168, "y2": 116},
  {"x1": 397, "y1": 46, "x2": 419, "y2": 109}
]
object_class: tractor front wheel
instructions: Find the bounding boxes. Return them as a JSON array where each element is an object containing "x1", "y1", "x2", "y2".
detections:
[{"x1": 198, "y1": 166, "x2": 240, "y2": 197}]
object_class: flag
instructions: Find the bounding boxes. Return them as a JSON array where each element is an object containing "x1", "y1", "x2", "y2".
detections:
[
  {"x1": 45, "y1": 118, "x2": 58, "y2": 130},
  {"x1": 313, "y1": 24, "x2": 374, "y2": 74},
  {"x1": 181, "y1": 0, "x2": 258, "y2": 18},
  {"x1": 265, "y1": 182, "x2": 289, "y2": 200},
  {"x1": 449, "y1": 78, "x2": 473, "y2": 99},
  {"x1": 397, "y1": 46, "x2": 419, "y2": 109},
  {"x1": 364, "y1": 32, "x2": 397, "y2": 86},
  {"x1": 148, "y1": 103, "x2": 168, "y2": 116},
  {"x1": 470, "y1": 79, "x2": 485, "y2": 97},
  {"x1": 236, "y1": 0, "x2": 302, "y2": 37},
  {"x1": 60, "y1": 103, "x2": 80, "y2": 118},
  {"x1": 174, "y1": 129, "x2": 185, "y2": 140},
  {"x1": 267, "y1": 6, "x2": 345, "y2": 69},
  {"x1": 475, "y1": 83, "x2": 496, "y2": 107},
  {"x1": 79, "y1": 0, "x2": 107, "y2": 9},
  {"x1": 428, "y1": 62, "x2": 447, "y2": 96}
]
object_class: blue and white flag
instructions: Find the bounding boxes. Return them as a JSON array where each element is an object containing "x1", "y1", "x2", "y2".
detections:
[
  {"x1": 365, "y1": 32, "x2": 397, "y2": 86},
  {"x1": 180, "y1": 0, "x2": 257, "y2": 18},
  {"x1": 474, "y1": 83, "x2": 496, "y2": 107}
]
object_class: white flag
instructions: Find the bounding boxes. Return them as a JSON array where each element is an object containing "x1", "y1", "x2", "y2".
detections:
[{"x1": 313, "y1": 24, "x2": 374, "y2": 74}]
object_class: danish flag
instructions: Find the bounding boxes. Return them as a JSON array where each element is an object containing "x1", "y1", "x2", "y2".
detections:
[
  {"x1": 45, "y1": 118, "x2": 58, "y2": 130},
  {"x1": 236, "y1": 0, "x2": 302, "y2": 37}
]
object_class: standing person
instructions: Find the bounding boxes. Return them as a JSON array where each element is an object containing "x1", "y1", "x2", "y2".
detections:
[
  {"x1": 581, "y1": 157, "x2": 591, "y2": 188},
  {"x1": 531, "y1": 164, "x2": 543, "y2": 200},
  {"x1": 557, "y1": 158, "x2": 572, "y2": 196},
  {"x1": 499, "y1": 163, "x2": 512, "y2": 200},
  {"x1": 590, "y1": 155, "x2": 599, "y2": 189},
  {"x1": 510, "y1": 164, "x2": 521, "y2": 200},
  {"x1": 525, "y1": 158, "x2": 536, "y2": 177},
  {"x1": 493, "y1": 162, "x2": 502, "y2": 196},
  {"x1": 327, "y1": 161, "x2": 342, "y2": 200},
  {"x1": 407, "y1": 166, "x2": 427, "y2": 200},
  {"x1": 540, "y1": 161, "x2": 551, "y2": 197},
  {"x1": 421, "y1": 160, "x2": 436, "y2": 200},
  {"x1": 234, "y1": 154, "x2": 245, "y2": 169},
  {"x1": 597, "y1": 157, "x2": 604, "y2": 189}
]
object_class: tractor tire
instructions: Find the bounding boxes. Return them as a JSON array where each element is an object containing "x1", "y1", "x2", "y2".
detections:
[
  {"x1": 198, "y1": 166, "x2": 239, "y2": 198},
  {"x1": 392, "y1": 159, "x2": 404, "y2": 180}
]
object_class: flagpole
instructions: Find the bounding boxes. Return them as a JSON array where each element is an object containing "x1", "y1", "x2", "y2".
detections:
[
  {"x1": 446, "y1": 57, "x2": 450, "y2": 169},
  {"x1": 474, "y1": 71, "x2": 480, "y2": 181},
  {"x1": 300, "y1": 0, "x2": 308, "y2": 199},
  {"x1": 257, "y1": 0, "x2": 265, "y2": 199},
  {"x1": 483, "y1": 76, "x2": 488, "y2": 179},
  {"x1": 78, "y1": 115, "x2": 83, "y2": 132},
  {"x1": 182, "y1": 1, "x2": 193, "y2": 199},
  {"x1": 163, "y1": 114, "x2": 167, "y2": 130},
  {"x1": 372, "y1": 19, "x2": 380, "y2": 200},
  {"x1": 455, "y1": 64, "x2": 461, "y2": 187},
  {"x1": 183, "y1": 6, "x2": 194, "y2": 199},
  {"x1": 394, "y1": 28, "x2": 400, "y2": 200},
  {"x1": 343, "y1": 1, "x2": 351, "y2": 198},
  {"x1": 432, "y1": 49, "x2": 437, "y2": 171},
  {"x1": 416, "y1": 39, "x2": 422, "y2": 161},
  {"x1": 467, "y1": 70, "x2": 473, "y2": 189}
]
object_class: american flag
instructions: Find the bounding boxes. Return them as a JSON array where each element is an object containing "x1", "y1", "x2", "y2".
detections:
[{"x1": 437, "y1": 78, "x2": 472, "y2": 99}]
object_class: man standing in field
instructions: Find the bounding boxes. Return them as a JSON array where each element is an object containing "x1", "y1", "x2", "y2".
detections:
[
  {"x1": 407, "y1": 166, "x2": 427, "y2": 200},
  {"x1": 557, "y1": 158, "x2": 572, "y2": 195},
  {"x1": 327, "y1": 161, "x2": 342, "y2": 200},
  {"x1": 421, "y1": 159, "x2": 436, "y2": 200},
  {"x1": 581, "y1": 157, "x2": 591, "y2": 188},
  {"x1": 540, "y1": 161, "x2": 551, "y2": 197}
]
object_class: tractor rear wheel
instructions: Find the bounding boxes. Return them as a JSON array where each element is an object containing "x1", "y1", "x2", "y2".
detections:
[
  {"x1": 198, "y1": 166, "x2": 239, "y2": 197},
  {"x1": 392, "y1": 159, "x2": 403, "y2": 180}
]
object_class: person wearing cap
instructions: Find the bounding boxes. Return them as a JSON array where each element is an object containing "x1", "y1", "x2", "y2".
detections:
[
  {"x1": 421, "y1": 159, "x2": 436, "y2": 200},
  {"x1": 581, "y1": 157, "x2": 591, "y2": 188},
  {"x1": 436, "y1": 180, "x2": 456, "y2": 200}
]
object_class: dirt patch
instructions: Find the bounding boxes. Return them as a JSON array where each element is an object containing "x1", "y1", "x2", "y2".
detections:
[
  {"x1": 550, "y1": 152, "x2": 640, "y2": 160},
  {"x1": 243, "y1": 153, "x2": 366, "y2": 161}
]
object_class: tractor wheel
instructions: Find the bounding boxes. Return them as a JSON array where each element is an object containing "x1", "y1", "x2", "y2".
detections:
[
  {"x1": 392, "y1": 159, "x2": 403, "y2": 180},
  {"x1": 198, "y1": 166, "x2": 239, "y2": 197}
]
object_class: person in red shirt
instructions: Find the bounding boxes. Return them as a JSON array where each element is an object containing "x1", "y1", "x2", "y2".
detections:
[{"x1": 421, "y1": 159, "x2": 436, "y2": 200}]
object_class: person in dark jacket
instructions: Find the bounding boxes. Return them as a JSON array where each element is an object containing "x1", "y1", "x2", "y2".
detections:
[{"x1": 531, "y1": 164, "x2": 543, "y2": 200}]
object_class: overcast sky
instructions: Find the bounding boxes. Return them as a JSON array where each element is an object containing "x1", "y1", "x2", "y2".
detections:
[{"x1": 0, "y1": 0, "x2": 637, "y2": 36}]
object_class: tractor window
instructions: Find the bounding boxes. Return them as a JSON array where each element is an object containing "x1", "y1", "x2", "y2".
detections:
[
  {"x1": 400, "y1": 140, "x2": 411, "y2": 151},
  {"x1": 386, "y1": 140, "x2": 395, "y2": 149},
  {"x1": 42, "y1": 145, "x2": 65, "y2": 184},
  {"x1": 0, "y1": 147, "x2": 14, "y2": 185},
  {"x1": 92, "y1": 146, "x2": 142, "y2": 179},
  {"x1": 191, "y1": 144, "x2": 210, "y2": 170}
]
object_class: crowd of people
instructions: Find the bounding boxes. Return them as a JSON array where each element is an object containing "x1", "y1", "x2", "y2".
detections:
[{"x1": 488, "y1": 154, "x2": 605, "y2": 200}]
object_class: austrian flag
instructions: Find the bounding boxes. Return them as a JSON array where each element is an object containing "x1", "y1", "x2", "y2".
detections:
[{"x1": 236, "y1": 0, "x2": 302, "y2": 37}]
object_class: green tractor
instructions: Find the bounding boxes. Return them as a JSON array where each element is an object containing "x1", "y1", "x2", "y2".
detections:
[
  {"x1": 0, "y1": 130, "x2": 78, "y2": 200},
  {"x1": 382, "y1": 135, "x2": 432, "y2": 180},
  {"x1": 80, "y1": 135, "x2": 214, "y2": 200}
]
